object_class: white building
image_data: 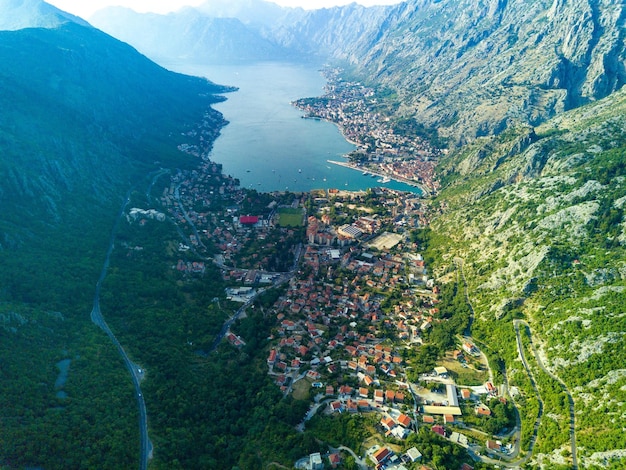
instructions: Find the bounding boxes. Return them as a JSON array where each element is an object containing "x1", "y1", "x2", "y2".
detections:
[{"x1": 309, "y1": 452, "x2": 323, "y2": 470}]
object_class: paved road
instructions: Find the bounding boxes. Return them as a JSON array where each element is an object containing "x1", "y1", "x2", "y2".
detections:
[
  {"x1": 174, "y1": 182, "x2": 208, "y2": 251},
  {"x1": 91, "y1": 191, "x2": 151, "y2": 470},
  {"x1": 206, "y1": 295, "x2": 260, "y2": 354},
  {"x1": 455, "y1": 258, "x2": 528, "y2": 466},
  {"x1": 333, "y1": 446, "x2": 369, "y2": 469},
  {"x1": 208, "y1": 243, "x2": 301, "y2": 354}
]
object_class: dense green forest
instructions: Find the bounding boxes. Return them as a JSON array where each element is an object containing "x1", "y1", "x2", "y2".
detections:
[{"x1": 0, "y1": 20, "x2": 230, "y2": 469}]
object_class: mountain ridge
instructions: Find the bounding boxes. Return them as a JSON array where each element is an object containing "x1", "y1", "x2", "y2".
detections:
[
  {"x1": 425, "y1": 84, "x2": 626, "y2": 466},
  {"x1": 89, "y1": 5, "x2": 302, "y2": 64},
  {"x1": 0, "y1": 0, "x2": 90, "y2": 30}
]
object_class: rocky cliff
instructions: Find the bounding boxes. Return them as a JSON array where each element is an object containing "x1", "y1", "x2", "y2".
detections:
[{"x1": 286, "y1": 0, "x2": 626, "y2": 144}]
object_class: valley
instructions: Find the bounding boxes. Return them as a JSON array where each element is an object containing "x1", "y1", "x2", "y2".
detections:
[{"x1": 2, "y1": 0, "x2": 626, "y2": 469}]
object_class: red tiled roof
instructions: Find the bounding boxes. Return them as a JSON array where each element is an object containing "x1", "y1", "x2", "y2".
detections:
[{"x1": 239, "y1": 215, "x2": 259, "y2": 224}]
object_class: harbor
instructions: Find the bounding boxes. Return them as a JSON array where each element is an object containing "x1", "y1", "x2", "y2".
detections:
[{"x1": 327, "y1": 159, "x2": 429, "y2": 195}]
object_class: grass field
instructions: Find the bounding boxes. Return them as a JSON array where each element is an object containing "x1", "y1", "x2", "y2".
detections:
[
  {"x1": 278, "y1": 208, "x2": 304, "y2": 227},
  {"x1": 292, "y1": 377, "x2": 311, "y2": 400},
  {"x1": 442, "y1": 357, "x2": 489, "y2": 386}
]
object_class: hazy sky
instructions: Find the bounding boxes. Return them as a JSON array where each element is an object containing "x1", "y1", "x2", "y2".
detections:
[{"x1": 47, "y1": 0, "x2": 404, "y2": 19}]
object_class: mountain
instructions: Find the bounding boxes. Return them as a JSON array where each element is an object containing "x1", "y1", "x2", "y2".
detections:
[
  {"x1": 89, "y1": 5, "x2": 299, "y2": 64},
  {"x1": 194, "y1": 0, "x2": 304, "y2": 28},
  {"x1": 281, "y1": 0, "x2": 626, "y2": 144},
  {"x1": 0, "y1": 0, "x2": 90, "y2": 30},
  {"x1": 0, "y1": 20, "x2": 227, "y2": 249}
]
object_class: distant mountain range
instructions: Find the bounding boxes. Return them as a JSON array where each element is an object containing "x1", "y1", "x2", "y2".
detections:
[
  {"x1": 89, "y1": 5, "x2": 302, "y2": 64},
  {"x1": 91, "y1": 0, "x2": 626, "y2": 143}
]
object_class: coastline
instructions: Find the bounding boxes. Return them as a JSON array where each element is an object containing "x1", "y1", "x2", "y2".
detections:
[{"x1": 296, "y1": 109, "x2": 432, "y2": 197}]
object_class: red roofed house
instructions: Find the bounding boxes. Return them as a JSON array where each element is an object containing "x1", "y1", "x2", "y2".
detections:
[
  {"x1": 328, "y1": 453, "x2": 341, "y2": 468},
  {"x1": 381, "y1": 416, "x2": 396, "y2": 431},
  {"x1": 397, "y1": 413, "x2": 412, "y2": 428},
  {"x1": 486, "y1": 440, "x2": 501, "y2": 452},
  {"x1": 329, "y1": 401, "x2": 343, "y2": 413},
  {"x1": 346, "y1": 400, "x2": 358, "y2": 413},
  {"x1": 339, "y1": 385, "x2": 353, "y2": 397},
  {"x1": 267, "y1": 349, "x2": 277, "y2": 365},
  {"x1": 372, "y1": 447, "x2": 392, "y2": 465},
  {"x1": 432, "y1": 425, "x2": 445, "y2": 437}
]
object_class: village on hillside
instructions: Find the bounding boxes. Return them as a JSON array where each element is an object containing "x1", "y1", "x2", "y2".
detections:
[{"x1": 137, "y1": 145, "x2": 517, "y2": 469}]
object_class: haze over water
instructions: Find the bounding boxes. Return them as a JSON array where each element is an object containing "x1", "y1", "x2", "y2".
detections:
[{"x1": 166, "y1": 61, "x2": 420, "y2": 194}]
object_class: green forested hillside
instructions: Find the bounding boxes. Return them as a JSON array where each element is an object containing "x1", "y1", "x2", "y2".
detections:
[
  {"x1": 0, "y1": 21, "x2": 228, "y2": 468},
  {"x1": 426, "y1": 86, "x2": 626, "y2": 468},
  {"x1": 0, "y1": 22, "x2": 228, "y2": 304}
]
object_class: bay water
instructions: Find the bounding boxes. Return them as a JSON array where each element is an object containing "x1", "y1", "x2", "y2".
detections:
[{"x1": 165, "y1": 61, "x2": 419, "y2": 194}]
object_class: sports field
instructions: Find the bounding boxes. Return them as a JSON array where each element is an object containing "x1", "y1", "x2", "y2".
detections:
[
  {"x1": 278, "y1": 208, "x2": 305, "y2": 227},
  {"x1": 368, "y1": 232, "x2": 403, "y2": 250}
]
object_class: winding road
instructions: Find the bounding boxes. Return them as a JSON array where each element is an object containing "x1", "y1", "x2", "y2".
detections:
[
  {"x1": 514, "y1": 320, "x2": 578, "y2": 469},
  {"x1": 90, "y1": 191, "x2": 151, "y2": 470},
  {"x1": 512, "y1": 319, "x2": 544, "y2": 467}
]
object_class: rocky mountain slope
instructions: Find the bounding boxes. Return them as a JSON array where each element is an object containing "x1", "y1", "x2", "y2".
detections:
[
  {"x1": 427, "y1": 86, "x2": 626, "y2": 468},
  {"x1": 0, "y1": 8, "x2": 227, "y2": 246},
  {"x1": 284, "y1": 0, "x2": 626, "y2": 144},
  {"x1": 0, "y1": 4, "x2": 229, "y2": 466}
]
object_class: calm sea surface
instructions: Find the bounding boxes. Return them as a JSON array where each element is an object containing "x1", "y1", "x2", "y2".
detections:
[{"x1": 165, "y1": 61, "x2": 419, "y2": 194}]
